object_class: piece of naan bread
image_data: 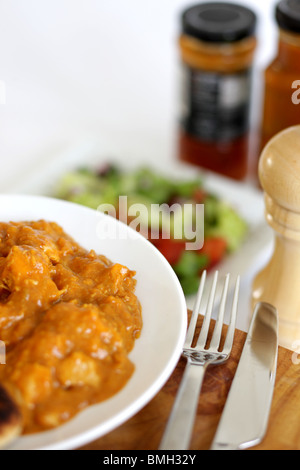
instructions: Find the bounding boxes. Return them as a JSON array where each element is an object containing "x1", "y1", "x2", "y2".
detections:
[{"x1": 0, "y1": 385, "x2": 22, "y2": 449}]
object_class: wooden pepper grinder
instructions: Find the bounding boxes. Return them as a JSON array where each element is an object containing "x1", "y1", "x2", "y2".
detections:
[{"x1": 252, "y1": 125, "x2": 300, "y2": 351}]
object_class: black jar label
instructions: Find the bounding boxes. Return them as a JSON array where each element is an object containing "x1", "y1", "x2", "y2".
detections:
[{"x1": 180, "y1": 65, "x2": 252, "y2": 142}]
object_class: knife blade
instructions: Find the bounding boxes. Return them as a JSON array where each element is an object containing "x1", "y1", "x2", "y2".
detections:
[{"x1": 210, "y1": 302, "x2": 278, "y2": 451}]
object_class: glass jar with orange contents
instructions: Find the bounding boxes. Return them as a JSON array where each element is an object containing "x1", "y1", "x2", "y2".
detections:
[
  {"x1": 178, "y1": 2, "x2": 257, "y2": 180},
  {"x1": 260, "y1": 0, "x2": 300, "y2": 151}
]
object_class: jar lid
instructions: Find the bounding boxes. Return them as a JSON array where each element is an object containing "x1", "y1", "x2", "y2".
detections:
[
  {"x1": 181, "y1": 2, "x2": 257, "y2": 43},
  {"x1": 276, "y1": 0, "x2": 300, "y2": 34}
]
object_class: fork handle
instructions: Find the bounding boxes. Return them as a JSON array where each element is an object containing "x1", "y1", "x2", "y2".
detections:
[{"x1": 159, "y1": 360, "x2": 208, "y2": 450}]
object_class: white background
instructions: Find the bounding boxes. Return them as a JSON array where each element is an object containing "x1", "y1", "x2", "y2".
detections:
[{"x1": 0, "y1": 0, "x2": 278, "y2": 188}]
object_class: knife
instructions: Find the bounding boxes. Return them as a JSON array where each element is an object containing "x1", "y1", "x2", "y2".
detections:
[{"x1": 210, "y1": 302, "x2": 278, "y2": 451}]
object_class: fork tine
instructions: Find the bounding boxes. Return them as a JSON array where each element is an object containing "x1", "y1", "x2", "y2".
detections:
[
  {"x1": 209, "y1": 273, "x2": 230, "y2": 351},
  {"x1": 184, "y1": 270, "x2": 207, "y2": 348},
  {"x1": 196, "y1": 271, "x2": 219, "y2": 349},
  {"x1": 222, "y1": 275, "x2": 240, "y2": 355}
]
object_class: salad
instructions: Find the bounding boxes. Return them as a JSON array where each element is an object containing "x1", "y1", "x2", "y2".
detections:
[{"x1": 55, "y1": 164, "x2": 247, "y2": 296}]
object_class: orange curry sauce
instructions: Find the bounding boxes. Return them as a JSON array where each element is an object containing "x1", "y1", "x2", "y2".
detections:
[{"x1": 0, "y1": 221, "x2": 142, "y2": 434}]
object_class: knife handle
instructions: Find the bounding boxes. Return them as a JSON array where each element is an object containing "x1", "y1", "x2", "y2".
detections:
[{"x1": 159, "y1": 360, "x2": 207, "y2": 450}]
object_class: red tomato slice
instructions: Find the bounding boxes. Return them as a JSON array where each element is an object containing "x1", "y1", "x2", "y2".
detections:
[
  {"x1": 153, "y1": 238, "x2": 186, "y2": 265},
  {"x1": 193, "y1": 188, "x2": 206, "y2": 203},
  {"x1": 200, "y1": 237, "x2": 227, "y2": 268}
]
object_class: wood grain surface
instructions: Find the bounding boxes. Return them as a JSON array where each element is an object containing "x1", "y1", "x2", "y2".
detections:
[{"x1": 79, "y1": 312, "x2": 300, "y2": 451}]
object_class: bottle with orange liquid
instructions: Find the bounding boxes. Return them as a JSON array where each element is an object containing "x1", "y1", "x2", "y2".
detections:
[
  {"x1": 260, "y1": 0, "x2": 300, "y2": 151},
  {"x1": 178, "y1": 2, "x2": 257, "y2": 180}
]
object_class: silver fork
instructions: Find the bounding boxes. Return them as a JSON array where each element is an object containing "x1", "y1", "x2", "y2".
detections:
[{"x1": 159, "y1": 270, "x2": 240, "y2": 450}]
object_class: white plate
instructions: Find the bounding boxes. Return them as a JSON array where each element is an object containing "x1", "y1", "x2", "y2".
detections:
[{"x1": 0, "y1": 194, "x2": 187, "y2": 450}]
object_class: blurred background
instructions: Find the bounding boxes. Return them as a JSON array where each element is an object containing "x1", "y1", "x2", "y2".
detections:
[{"x1": 0, "y1": 0, "x2": 278, "y2": 188}]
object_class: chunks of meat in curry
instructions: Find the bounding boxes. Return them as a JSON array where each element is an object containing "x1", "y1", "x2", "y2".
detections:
[{"x1": 0, "y1": 220, "x2": 142, "y2": 433}]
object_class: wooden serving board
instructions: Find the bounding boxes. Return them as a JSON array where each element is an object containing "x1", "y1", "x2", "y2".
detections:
[{"x1": 80, "y1": 312, "x2": 300, "y2": 451}]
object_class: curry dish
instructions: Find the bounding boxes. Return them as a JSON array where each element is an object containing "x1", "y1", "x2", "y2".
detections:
[{"x1": 0, "y1": 220, "x2": 142, "y2": 434}]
